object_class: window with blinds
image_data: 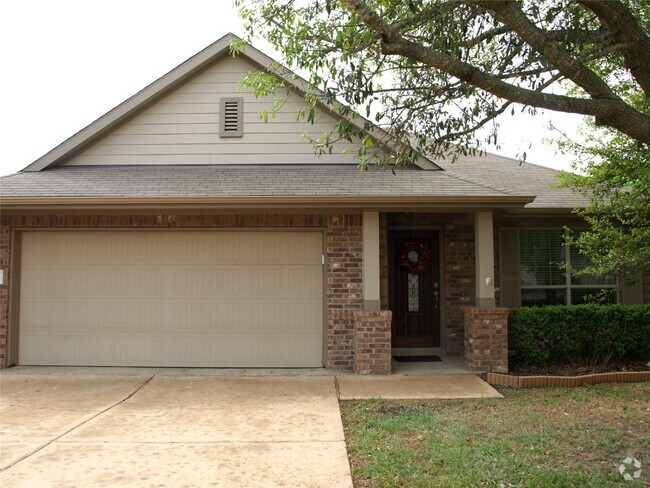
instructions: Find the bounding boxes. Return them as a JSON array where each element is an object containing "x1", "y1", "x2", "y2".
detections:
[{"x1": 518, "y1": 228, "x2": 617, "y2": 306}]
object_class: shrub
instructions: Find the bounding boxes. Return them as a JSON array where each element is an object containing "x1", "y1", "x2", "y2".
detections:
[{"x1": 508, "y1": 304, "x2": 650, "y2": 366}]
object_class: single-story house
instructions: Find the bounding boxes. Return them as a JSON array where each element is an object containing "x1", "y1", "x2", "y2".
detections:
[{"x1": 0, "y1": 34, "x2": 647, "y2": 374}]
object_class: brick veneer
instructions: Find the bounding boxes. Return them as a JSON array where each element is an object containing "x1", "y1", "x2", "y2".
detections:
[
  {"x1": 354, "y1": 310, "x2": 392, "y2": 375},
  {"x1": 0, "y1": 223, "x2": 8, "y2": 366},
  {"x1": 0, "y1": 213, "x2": 364, "y2": 369},
  {"x1": 464, "y1": 307, "x2": 508, "y2": 373}
]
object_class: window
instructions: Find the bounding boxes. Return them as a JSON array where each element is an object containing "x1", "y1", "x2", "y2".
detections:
[{"x1": 519, "y1": 229, "x2": 617, "y2": 307}]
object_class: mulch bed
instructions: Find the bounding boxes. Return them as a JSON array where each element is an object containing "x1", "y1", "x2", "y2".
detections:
[{"x1": 509, "y1": 360, "x2": 650, "y2": 377}]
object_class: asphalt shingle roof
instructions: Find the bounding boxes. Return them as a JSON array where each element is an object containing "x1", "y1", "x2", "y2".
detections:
[
  {"x1": 0, "y1": 164, "x2": 523, "y2": 199},
  {"x1": 0, "y1": 154, "x2": 583, "y2": 209},
  {"x1": 434, "y1": 152, "x2": 587, "y2": 209}
]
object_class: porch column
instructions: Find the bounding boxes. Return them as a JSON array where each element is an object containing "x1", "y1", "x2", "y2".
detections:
[
  {"x1": 474, "y1": 211, "x2": 495, "y2": 307},
  {"x1": 362, "y1": 211, "x2": 381, "y2": 311}
]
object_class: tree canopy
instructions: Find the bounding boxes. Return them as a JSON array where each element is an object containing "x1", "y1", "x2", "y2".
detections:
[
  {"x1": 235, "y1": 0, "x2": 650, "y2": 278},
  {"x1": 555, "y1": 68, "x2": 650, "y2": 281},
  {"x1": 235, "y1": 0, "x2": 649, "y2": 165}
]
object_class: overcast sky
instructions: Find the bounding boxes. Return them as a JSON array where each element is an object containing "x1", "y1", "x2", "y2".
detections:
[{"x1": 1, "y1": 0, "x2": 584, "y2": 177}]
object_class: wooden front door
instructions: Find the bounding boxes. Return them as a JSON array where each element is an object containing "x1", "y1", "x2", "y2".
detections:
[{"x1": 389, "y1": 230, "x2": 441, "y2": 347}]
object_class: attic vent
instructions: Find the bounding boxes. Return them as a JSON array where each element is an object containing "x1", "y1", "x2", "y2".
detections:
[{"x1": 220, "y1": 97, "x2": 243, "y2": 137}]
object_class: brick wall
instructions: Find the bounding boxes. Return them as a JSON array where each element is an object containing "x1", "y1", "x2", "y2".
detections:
[
  {"x1": 0, "y1": 212, "x2": 364, "y2": 370},
  {"x1": 381, "y1": 213, "x2": 475, "y2": 354},
  {"x1": 443, "y1": 216, "x2": 475, "y2": 353},
  {"x1": 354, "y1": 310, "x2": 392, "y2": 374},
  {"x1": 464, "y1": 307, "x2": 508, "y2": 373},
  {"x1": 326, "y1": 214, "x2": 364, "y2": 370},
  {"x1": 0, "y1": 223, "x2": 10, "y2": 366}
]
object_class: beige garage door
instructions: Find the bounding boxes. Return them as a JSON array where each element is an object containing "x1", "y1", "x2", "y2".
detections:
[{"x1": 19, "y1": 231, "x2": 324, "y2": 367}]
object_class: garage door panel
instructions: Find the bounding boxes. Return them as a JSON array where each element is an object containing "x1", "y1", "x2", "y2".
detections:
[
  {"x1": 21, "y1": 265, "x2": 167, "y2": 298},
  {"x1": 19, "y1": 231, "x2": 324, "y2": 367},
  {"x1": 170, "y1": 267, "x2": 241, "y2": 297},
  {"x1": 20, "y1": 333, "x2": 323, "y2": 367},
  {"x1": 20, "y1": 298, "x2": 323, "y2": 334}
]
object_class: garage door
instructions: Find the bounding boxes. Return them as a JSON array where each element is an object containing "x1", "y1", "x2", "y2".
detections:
[{"x1": 18, "y1": 231, "x2": 324, "y2": 367}]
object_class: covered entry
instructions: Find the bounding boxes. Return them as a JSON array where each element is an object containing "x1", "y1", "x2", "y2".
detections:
[{"x1": 18, "y1": 230, "x2": 324, "y2": 367}]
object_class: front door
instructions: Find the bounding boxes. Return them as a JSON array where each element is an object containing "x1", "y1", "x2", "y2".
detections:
[{"x1": 389, "y1": 230, "x2": 441, "y2": 347}]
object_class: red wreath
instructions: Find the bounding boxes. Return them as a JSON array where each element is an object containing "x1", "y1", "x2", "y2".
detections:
[{"x1": 398, "y1": 241, "x2": 433, "y2": 274}]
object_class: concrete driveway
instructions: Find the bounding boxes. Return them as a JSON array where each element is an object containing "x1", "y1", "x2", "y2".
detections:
[{"x1": 0, "y1": 372, "x2": 352, "y2": 487}]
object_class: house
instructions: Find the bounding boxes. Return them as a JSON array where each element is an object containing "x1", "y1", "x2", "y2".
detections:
[{"x1": 0, "y1": 34, "x2": 647, "y2": 374}]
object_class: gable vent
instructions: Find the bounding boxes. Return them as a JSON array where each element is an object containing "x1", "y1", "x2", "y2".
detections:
[{"x1": 220, "y1": 97, "x2": 243, "y2": 137}]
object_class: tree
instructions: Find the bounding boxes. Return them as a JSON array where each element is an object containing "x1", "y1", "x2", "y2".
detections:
[
  {"x1": 234, "y1": 0, "x2": 650, "y2": 277},
  {"x1": 555, "y1": 81, "x2": 650, "y2": 281},
  {"x1": 235, "y1": 0, "x2": 650, "y2": 165}
]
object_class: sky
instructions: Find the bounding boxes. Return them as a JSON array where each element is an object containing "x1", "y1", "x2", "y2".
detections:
[{"x1": 1, "y1": 0, "x2": 585, "y2": 177}]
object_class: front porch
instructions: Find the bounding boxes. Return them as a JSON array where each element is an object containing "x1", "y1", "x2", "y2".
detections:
[{"x1": 356, "y1": 211, "x2": 509, "y2": 375}]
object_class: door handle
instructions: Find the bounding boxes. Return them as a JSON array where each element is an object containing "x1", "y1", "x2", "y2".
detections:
[{"x1": 434, "y1": 282, "x2": 439, "y2": 309}]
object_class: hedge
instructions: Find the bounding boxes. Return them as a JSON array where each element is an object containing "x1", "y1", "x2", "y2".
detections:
[{"x1": 508, "y1": 304, "x2": 650, "y2": 366}]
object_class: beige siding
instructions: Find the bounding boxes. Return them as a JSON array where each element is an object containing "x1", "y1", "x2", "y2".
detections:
[
  {"x1": 64, "y1": 56, "x2": 373, "y2": 166},
  {"x1": 19, "y1": 231, "x2": 324, "y2": 367}
]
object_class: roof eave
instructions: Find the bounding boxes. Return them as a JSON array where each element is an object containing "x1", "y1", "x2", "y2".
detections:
[
  {"x1": 509, "y1": 206, "x2": 582, "y2": 213},
  {"x1": 0, "y1": 194, "x2": 535, "y2": 211}
]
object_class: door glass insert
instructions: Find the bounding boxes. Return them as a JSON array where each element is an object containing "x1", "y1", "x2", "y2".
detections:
[{"x1": 407, "y1": 273, "x2": 419, "y2": 312}]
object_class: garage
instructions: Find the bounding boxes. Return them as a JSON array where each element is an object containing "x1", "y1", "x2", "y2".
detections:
[{"x1": 18, "y1": 230, "x2": 324, "y2": 367}]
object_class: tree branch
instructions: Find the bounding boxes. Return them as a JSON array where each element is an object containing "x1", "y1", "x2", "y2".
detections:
[
  {"x1": 577, "y1": 0, "x2": 650, "y2": 96},
  {"x1": 475, "y1": 0, "x2": 618, "y2": 100},
  {"x1": 341, "y1": 0, "x2": 650, "y2": 144}
]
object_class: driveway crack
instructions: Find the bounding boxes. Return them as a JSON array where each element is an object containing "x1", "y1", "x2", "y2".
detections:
[{"x1": 0, "y1": 375, "x2": 156, "y2": 473}]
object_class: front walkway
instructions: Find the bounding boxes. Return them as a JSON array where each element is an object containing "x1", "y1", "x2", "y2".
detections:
[{"x1": 340, "y1": 354, "x2": 502, "y2": 400}]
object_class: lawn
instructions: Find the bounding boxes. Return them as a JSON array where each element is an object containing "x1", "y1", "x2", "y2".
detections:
[{"x1": 341, "y1": 383, "x2": 649, "y2": 487}]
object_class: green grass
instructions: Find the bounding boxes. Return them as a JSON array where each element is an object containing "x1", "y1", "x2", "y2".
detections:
[{"x1": 341, "y1": 383, "x2": 649, "y2": 487}]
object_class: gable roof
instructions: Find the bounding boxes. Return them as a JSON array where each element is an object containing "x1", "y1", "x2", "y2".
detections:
[
  {"x1": 3, "y1": 33, "x2": 581, "y2": 213},
  {"x1": 23, "y1": 33, "x2": 439, "y2": 172}
]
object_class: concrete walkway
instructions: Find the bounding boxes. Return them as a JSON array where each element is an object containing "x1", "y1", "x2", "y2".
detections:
[
  {"x1": 337, "y1": 374, "x2": 502, "y2": 400},
  {"x1": 0, "y1": 368, "x2": 500, "y2": 487}
]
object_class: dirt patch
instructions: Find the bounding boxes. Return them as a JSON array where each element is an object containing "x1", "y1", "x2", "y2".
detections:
[{"x1": 375, "y1": 403, "x2": 423, "y2": 416}]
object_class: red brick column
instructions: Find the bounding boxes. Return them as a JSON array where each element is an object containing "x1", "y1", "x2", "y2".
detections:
[
  {"x1": 327, "y1": 309, "x2": 356, "y2": 370},
  {"x1": 354, "y1": 310, "x2": 392, "y2": 375},
  {"x1": 464, "y1": 307, "x2": 508, "y2": 373}
]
